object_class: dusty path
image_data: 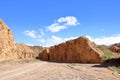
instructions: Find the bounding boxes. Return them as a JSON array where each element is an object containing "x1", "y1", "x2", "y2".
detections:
[{"x1": 0, "y1": 60, "x2": 119, "y2": 80}]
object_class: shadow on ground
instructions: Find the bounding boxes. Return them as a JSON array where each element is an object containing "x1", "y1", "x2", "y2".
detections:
[{"x1": 93, "y1": 58, "x2": 120, "y2": 67}]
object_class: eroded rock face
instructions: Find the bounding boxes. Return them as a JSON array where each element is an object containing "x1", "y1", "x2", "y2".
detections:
[
  {"x1": 0, "y1": 19, "x2": 44, "y2": 61},
  {"x1": 15, "y1": 44, "x2": 44, "y2": 58},
  {"x1": 39, "y1": 37, "x2": 104, "y2": 63},
  {"x1": 0, "y1": 19, "x2": 18, "y2": 61},
  {"x1": 29, "y1": 46, "x2": 44, "y2": 54},
  {"x1": 15, "y1": 44, "x2": 36, "y2": 58},
  {"x1": 109, "y1": 43, "x2": 120, "y2": 53}
]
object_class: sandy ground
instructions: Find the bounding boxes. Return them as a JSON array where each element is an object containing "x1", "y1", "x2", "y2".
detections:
[{"x1": 0, "y1": 60, "x2": 119, "y2": 80}]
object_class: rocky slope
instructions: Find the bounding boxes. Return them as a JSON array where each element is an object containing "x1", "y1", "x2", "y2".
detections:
[
  {"x1": 39, "y1": 37, "x2": 104, "y2": 63},
  {"x1": 0, "y1": 19, "x2": 44, "y2": 61},
  {"x1": 109, "y1": 43, "x2": 120, "y2": 53},
  {"x1": 29, "y1": 46, "x2": 44, "y2": 54},
  {"x1": 15, "y1": 44, "x2": 36, "y2": 58},
  {"x1": 15, "y1": 44, "x2": 44, "y2": 58}
]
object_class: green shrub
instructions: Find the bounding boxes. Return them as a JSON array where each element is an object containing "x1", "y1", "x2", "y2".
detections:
[
  {"x1": 97, "y1": 45, "x2": 113, "y2": 61},
  {"x1": 97, "y1": 45, "x2": 120, "y2": 74}
]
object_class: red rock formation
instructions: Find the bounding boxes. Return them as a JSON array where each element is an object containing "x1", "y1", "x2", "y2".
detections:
[
  {"x1": 39, "y1": 37, "x2": 104, "y2": 63},
  {"x1": 39, "y1": 48, "x2": 50, "y2": 60},
  {"x1": 109, "y1": 43, "x2": 120, "y2": 53}
]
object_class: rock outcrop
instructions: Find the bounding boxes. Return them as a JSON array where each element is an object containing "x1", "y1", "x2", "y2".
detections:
[
  {"x1": 15, "y1": 44, "x2": 44, "y2": 58},
  {"x1": 0, "y1": 19, "x2": 18, "y2": 61},
  {"x1": 109, "y1": 43, "x2": 120, "y2": 53},
  {"x1": 15, "y1": 44, "x2": 36, "y2": 58},
  {"x1": 29, "y1": 46, "x2": 44, "y2": 54},
  {"x1": 39, "y1": 37, "x2": 104, "y2": 63},
  {"x1": 0, "y1": 19, "x2": 44, "y2": 61},
  {"x1": 0, "y1": 19, "x2": 104, "y2": 63}
]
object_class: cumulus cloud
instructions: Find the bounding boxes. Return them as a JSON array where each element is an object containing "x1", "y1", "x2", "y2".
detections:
[
  {"x1": 46, "y1": 35, "x2": 63, "y2": 46},
  {"x1": 46, "y1": 16, "x2": 79, "y2": 33},
  {"x1": 64, "y1": 36, "x2": 78, "y2": 41},
  {"x1": 46, "y1": 34, "x2": 120, "y2": 47},
  {"x1": 37, "y1": 29, "x2": 45, "y2": 43},
  {"x1": 24, "y1": 30, "x2": 36, "y2": 38},
  {"x1": 57, "y1": 16, "x2": 79, "y2": 26},
  {"x1": 45, "y1": 35, "x2": 78, "y2": 46},
  {"x1": 39, "y1": 29, "x2": 44, "y2": 37},
  {"x1": 86, "y1": 34, "x2": 120, "y2": 45},
  {"x1": 24, "y1": 28, "x2": 120, "y2": 47},
  {"x1": 24, "y1": 29, "x2": 45, "y2": 43},
  {"x1": 47, "y1": 23, "x2": 67, "y2": 32}
]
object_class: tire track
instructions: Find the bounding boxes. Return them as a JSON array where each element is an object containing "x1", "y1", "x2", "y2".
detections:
[{"x1": 0, "y1": 62, "x2": 46, "y2": 80}]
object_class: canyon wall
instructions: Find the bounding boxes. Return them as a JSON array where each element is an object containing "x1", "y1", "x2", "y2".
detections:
[
  {"x1": 39, "y1": 37, "x2": 104, "y2": 63},
  {"x1": 0, "y1": 19, "x2": 43, "y2": 61}
]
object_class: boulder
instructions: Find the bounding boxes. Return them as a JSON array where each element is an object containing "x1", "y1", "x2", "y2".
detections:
[{"x1": 39, "y1": 37, "x2": 104, "y2": 63}]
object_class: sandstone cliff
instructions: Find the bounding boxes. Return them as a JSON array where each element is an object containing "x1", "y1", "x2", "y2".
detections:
[
  {"x1": 29, "y1": 46, "x2": 44, "y2": 54},
  {"x1": 0, "y1": 19, "x2": 18, "y2": 61},
  {"x1": 0, "y1": 19, "x2": 44, "y2": 61},
  {"x1": 0, "y1": 19, "x2": 104, "y2": 63},
  {"x1": 39, "y1": 37, "x2": 104, "y2": 63},
  {"x1": 15, "y1": 44, "x2": 35, "y2": 58},
  {"x1": 15, "y1": 44, "x2": 44, "y2": 58}
]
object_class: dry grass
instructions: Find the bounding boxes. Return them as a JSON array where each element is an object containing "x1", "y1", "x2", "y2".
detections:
[{"x1": 97, "y1": 45, "x2": 113, "y2": 60}]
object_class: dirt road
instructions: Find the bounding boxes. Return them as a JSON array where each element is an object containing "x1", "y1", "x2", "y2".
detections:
[{"x1": 0, "y1": 60, "x2": 119, "y2": 80}]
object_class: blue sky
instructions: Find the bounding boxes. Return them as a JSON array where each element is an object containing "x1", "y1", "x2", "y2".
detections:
[{"x1": 0, "y1": 0, "x2": 120, "y2": 46}]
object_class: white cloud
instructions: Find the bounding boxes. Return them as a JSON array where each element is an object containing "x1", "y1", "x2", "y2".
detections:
[
  {"x1": 24, "y1": 29, "x2": 45, "y2": 43},
  {"x1": 64, "y1": 36, "x2": 78, "y2": 41},
  {"x1": 47, "y1": 23, "x2": 67, "y2": 32},
  {"x1": 86, "y1": 34, "x2": 120, "y2": 45},
  {"x1": 37, "y1": 29, "x2": 45, "y2": 43},
  {"x1": 37, "y1": 38, "x2": 45, "y2": 43},
  {"x1": 45, "y1": 35, "x2": 78, "y2": 47},
  {"x1": 57, "y1": 16, "x2": 80, "y2": 26},
  {"x1": 46, "y1": 34, "x2": 120, "y2": 47},
  {"x1": 39, "y1": 29, "x2": 44, "y2": 37},
  {"x1": 46, "y1": 35, "x2": 63, "y2": 46},
  {"x1": 46, "y1": 16, "x2": 79, "y2": 33},
  {"x1": 24, "y1": 30, "x2": 36, "y2": 38}
]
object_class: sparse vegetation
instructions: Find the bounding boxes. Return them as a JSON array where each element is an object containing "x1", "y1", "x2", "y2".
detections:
[
  {"x1": 112, "y1": 66, "x2": 120, "y2": 74},
  {"x1": 102, "y1": 50, "x2": 113, "y2": 61},
  {"x1": 97, "y1": 45, "x2": 113, "y2": 61},
  {"x1": 97, "y1": 45, "x2": 120, "y2": 74}
]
